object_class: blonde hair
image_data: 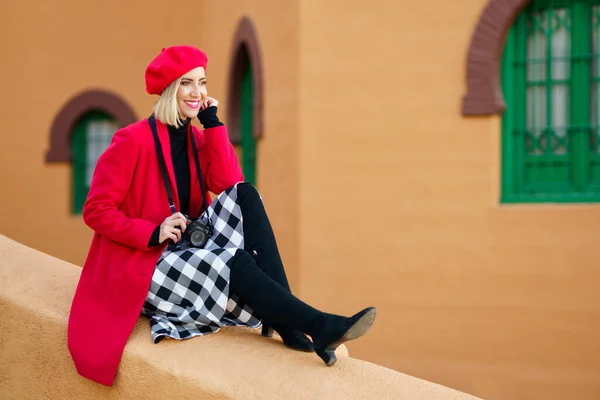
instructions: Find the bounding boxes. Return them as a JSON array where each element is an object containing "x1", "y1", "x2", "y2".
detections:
[{"x1": 153, "y1": 77, "x2": 185, "y2": 127}]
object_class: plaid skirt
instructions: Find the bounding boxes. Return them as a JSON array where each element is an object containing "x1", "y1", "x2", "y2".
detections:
[{"x1": 141, "y1": 183, "x2": 262, "y2": 343}]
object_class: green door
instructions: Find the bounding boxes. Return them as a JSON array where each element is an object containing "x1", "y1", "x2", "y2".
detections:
[{"x1": 240, "y1": 64, "x2": 257, "y2": 185}]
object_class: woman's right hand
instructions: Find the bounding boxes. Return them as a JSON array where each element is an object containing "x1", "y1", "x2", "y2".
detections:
[{"x1": 159, "y1": 213, "x2": 188, "y2": 243}]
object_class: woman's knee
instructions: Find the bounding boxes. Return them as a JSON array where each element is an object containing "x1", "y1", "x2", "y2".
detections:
[
  {"x1": 237, "y1": 182, "x2": 261, "y2": 203},
  {"x1": 229, "y1": 250, "x2": 257, "y2": 288},
  {"x1": 230, "y1": 249, "x2": 254, "y2": 271}
]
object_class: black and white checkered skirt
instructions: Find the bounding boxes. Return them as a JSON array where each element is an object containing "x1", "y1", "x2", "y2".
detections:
[{"x1": 141, "y1": 183, "x2": 262, "y2": 343}]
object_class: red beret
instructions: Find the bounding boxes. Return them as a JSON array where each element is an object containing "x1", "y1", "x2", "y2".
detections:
[{"x1": 145, "y1": 45, "x2": 208, "y2": 95}]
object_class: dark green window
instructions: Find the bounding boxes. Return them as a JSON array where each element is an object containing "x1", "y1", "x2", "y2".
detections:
[
  {"x1": 241, "y1": 62, "x2": 257, "y2": 185},
  {"x1": 71, "y1": 111, "x2": 117, "y2": 214},
  {"x1": 501, "y1": 0, "x2": 600, "y2": 202}
]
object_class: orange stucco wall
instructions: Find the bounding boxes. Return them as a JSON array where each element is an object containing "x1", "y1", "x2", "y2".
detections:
[
  {"x1": 1, "y1": 0, "x2": 600, "y2": 399},
  {"x1": 296, "y1": 1, "x2": 600, "y2": 399},
  {"x1": 1, "y1": 0, "x2": 194, "y2": 266},
  {"x1": 0, "y1": 0, "x2": 302, "y2": 288},
  {"x1": 196, "y1": 0, "x2": 302, "y2": 290}
]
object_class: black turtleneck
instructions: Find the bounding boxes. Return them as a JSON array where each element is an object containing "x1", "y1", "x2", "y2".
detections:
[
  {"x1": 148, "y1": 106, "x2": 224, "y2": 247},
  {"x1": 167, "y1": 120, "x2": 192, "y2": 217}
]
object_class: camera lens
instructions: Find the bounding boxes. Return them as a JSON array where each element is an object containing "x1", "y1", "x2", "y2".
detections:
[{"x1": 190, "y1": 230, "x2": 206, "y2": 247}]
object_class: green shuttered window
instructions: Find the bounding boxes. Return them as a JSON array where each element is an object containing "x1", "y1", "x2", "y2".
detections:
[
  {"x1": 501, "y1": 0, "x2": 600, "y2": 202},
  {"x1": 71, "y1": 111, "x2": 117, "y2": 214}
]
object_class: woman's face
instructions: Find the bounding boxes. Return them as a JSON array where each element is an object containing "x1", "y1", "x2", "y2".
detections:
[{"x1": 177, "y1": 66, "x2": 207, "y2": 119}]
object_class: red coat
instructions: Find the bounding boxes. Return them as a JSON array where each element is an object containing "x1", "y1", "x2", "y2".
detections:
[{"x1": 68, "y1": 118, "x2": 243, "y2": 386}]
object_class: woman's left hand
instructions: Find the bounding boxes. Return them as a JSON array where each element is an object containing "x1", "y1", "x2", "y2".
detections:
[{"x1": 201, "y1": 97, "x2": 218, "y2": 111}]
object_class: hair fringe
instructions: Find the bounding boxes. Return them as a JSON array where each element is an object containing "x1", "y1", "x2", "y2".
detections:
[{"x1": 153, "y1": 77, "x2": 184, "y2": 128}]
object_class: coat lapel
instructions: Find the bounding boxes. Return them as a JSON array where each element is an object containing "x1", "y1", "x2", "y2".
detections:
[{"x1": 155, "y1": 120, "x2": 180, "y2": 212}]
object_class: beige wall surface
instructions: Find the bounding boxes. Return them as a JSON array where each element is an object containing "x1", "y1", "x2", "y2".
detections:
[
  {"x1": 297, "y1": 0, "x2": 600, "y2": 399},
  {"x1": 1, "y1": 234, "x2": 483, "y2": 400}
]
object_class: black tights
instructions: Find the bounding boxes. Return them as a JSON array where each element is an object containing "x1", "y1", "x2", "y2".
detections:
[
  {"x1": 236, "y1": 183, "x2": 291, "y2": 291},
  {"x1": 229, "y1": 183, "x2": 321, "y2": 334}
]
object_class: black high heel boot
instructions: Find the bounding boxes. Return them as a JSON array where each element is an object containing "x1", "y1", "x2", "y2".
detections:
[
  {"x1": 229, "y1": 251, "x2": 376, "y2": 365},
  {"x1": 261, "y1": 323, "x2": 315, "y2": 352},
  {"x1": 309, "y1": 307, "x2": 377, "y2": 366}
]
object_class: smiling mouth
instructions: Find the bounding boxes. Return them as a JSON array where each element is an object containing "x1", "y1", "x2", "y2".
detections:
[{"x1": 184, "y1": 100, "x2": 200, "y2": 108}]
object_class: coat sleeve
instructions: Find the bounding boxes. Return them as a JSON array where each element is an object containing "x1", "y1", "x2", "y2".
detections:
[
  {"x1": 201, "y1": 125, "x2": 244, "y2": 194},
  {"x1": 83, "y1": 127, "x2": 157, "y2": 250}
]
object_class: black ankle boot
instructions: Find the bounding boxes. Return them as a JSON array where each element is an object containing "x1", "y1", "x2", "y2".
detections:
[
  {"x1": 262, "y1": 323, "x2": 314, "y2": 352},
  {"x1": 309, "y1": 307, "x2": 377, "y2": 366},
  {"x1": 229, "y1": 251, "x2": 375, "y2": 365}
]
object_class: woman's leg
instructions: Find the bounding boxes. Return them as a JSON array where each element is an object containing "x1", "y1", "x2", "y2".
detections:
[
  {"x1": 228, "y1": 250, "x2": 376, "y2": 366},
  {"x1": 236, "y1": 183, "x2": 313, "y2": 351},
  {"x1": 237, "y1": 183, "x2": 291, "y2": 290}
]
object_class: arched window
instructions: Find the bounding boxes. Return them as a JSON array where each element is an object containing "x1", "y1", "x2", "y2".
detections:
[
  {"x1": 501, "y1": 0, "x2": 600, "y2": 202},
  {"x1": 46, "y1": 90, "x2": 136, "y2": 214},
  {"x1": 71, "y1": 111, "x2": 118, "y2": 214},
  {"x1": 227, "y1": 17, "x2": 264, "y2": 186}
]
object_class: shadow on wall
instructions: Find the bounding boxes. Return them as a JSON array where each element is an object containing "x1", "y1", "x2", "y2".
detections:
[{"x1": 0, "y1": 235, "x2": 480, "y2": 400}]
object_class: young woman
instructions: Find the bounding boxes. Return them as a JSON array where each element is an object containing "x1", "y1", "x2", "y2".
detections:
[{"x1": 68, "y1": 45, "x2": 376, "y2": 387}]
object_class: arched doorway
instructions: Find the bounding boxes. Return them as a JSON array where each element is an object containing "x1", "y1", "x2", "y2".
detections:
[{"x1": 227, "y1": 17, "x2": 263, "y2": 185}]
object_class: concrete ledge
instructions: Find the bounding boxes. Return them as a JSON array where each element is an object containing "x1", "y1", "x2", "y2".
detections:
[{"x1": 0, "y1": 234, "x2": 480, "y2": 399}]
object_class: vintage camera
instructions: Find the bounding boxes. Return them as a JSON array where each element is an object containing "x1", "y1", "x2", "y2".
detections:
[{"x1": 181, "y1": 215, "x2": 213, "y2": 248}]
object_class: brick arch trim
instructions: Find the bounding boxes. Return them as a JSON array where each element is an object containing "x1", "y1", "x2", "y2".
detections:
[
  {"x1": 46, "y1": 89, "x2": 137, "y2": 162},
  {"x1": 462, "y1": 0, "x2": 532, "y2": 116},
  {"x1": 227, "y1": 16, "x2": 264, "y2": 144}
]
